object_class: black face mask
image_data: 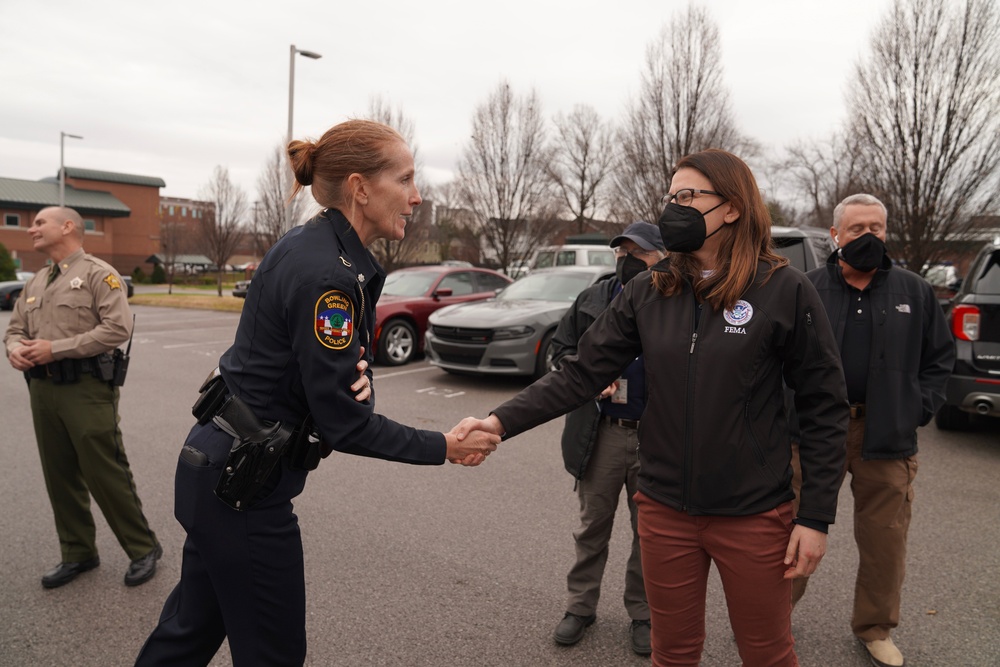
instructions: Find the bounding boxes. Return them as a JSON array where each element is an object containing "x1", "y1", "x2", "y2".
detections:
[
  {"x1": 838, "y1": 233, "x2": 886, "y2": 272},
  {"x1": 657, "y1": 201, "x2": 727, "y2": 253},
  {"x1": 616, "y1": 253, "x2": 648, "y2": 286}
]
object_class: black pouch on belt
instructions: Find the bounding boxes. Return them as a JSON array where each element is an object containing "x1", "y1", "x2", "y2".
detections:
[
  {"x1": 212, "y1": 395, "x2": 294, "y2": 511},
  {"x1": 192, "y1": 368, "x2": 228, "y2": 425}
]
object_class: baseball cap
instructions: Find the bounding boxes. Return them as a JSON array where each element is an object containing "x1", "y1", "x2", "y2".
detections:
[{"x1": 610, "y1": 221, "x2": 665, "y2": 251}]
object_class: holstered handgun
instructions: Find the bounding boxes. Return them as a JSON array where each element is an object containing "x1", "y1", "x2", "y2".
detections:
[{"x1": 213, "y1": 395, "x2": 294, "y2": 511}]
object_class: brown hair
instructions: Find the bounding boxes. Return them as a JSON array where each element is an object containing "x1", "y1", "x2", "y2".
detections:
[
  {"x1": 652, "y1": 149, "x2": 788, "y2": 310},
  {"x1": 287, "y1": 119, "x2": 405, "y2": 209}
]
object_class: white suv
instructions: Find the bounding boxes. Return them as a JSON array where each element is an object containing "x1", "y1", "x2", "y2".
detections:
[{"x1": 530, "y1": 244, "x2": 615, "y2": 271}]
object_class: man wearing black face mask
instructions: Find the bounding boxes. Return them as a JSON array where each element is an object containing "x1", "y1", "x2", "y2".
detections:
[
  {"x1": 548, "y1": 221, "x2": 665, "y2": 656},
  {"x1": 792, "y1": 194, "x2": 953, "y2": 667}
]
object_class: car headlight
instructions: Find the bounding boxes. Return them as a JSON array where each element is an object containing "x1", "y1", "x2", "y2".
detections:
[{"x1": 492, "y1": 325, "x2": 534, "y2": 340}]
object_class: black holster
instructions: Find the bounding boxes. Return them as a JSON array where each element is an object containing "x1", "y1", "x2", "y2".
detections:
[{"x1": 212, "y1": 395, "x2": 294, "y2": 511}]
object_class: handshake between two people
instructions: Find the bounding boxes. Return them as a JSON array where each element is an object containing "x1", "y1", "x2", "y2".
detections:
[{"x1": 445, "y1": 414, "x2": 506, "y2": 467}]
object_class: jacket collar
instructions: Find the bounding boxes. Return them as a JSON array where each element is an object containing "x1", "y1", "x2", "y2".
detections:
[{"x1": 322, "y1": 208, "x2": 383, "y2": 284}]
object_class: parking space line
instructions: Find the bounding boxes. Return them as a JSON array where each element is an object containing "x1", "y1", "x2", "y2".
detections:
[
  {"x1": 374, "y1": 366, "x2": 438, "y2": 380},
  {"x1": 163, "y1": 340, "x2": 234, "y2": 349}
]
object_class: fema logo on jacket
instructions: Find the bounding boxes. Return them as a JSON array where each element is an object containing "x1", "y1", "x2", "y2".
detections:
[{"x1": 723, "y1": 299, "x2": 753, "y2": 335}]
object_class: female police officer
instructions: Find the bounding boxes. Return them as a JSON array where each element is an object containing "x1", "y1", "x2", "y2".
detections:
[{"x1": 135, "y1": 120, "x2": 499, "y2": 666}]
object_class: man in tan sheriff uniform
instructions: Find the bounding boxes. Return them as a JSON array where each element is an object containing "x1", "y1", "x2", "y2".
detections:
[{"x1": 4, "y1": 206, "x2": 161, "y2": 588}]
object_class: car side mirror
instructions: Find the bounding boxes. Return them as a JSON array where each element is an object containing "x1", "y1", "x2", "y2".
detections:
[{"x1": 432, "y1": 288, "x2": 453, "y2": 300}]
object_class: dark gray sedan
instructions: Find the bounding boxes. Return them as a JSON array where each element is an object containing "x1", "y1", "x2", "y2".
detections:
[{"x1": 424, "y1": 265, "x2": 615, "y2": 379}]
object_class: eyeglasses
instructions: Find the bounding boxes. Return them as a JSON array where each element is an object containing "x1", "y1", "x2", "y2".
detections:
[
  {"x1": 613, "y1": 247, "x2": 656, "y2": 258},
  {"x1": 661, "y1": 188, "x2": 722, "y2": 207}
]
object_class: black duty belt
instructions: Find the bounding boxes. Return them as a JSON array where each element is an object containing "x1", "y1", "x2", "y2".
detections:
[
  {"x1": 849, "y1": 403, "x2": 866, "y2": 419},
  {"x1": 603, "y1": 415, "x2": 640, "y2": 430},
  {"x1": 26, "y1": 355, "x2": 112, "y2": 383}
]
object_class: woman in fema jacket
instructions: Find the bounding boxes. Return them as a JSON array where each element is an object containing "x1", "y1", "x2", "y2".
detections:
[{"x1": 456, "y1": 149, "x2": 848, "y2": 666}]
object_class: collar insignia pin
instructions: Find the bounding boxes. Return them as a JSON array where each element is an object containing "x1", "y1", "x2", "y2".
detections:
[{"x1": 358, "y1": 273, "x2": 365, "y2": 283}]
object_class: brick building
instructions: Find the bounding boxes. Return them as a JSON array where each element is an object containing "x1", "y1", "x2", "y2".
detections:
[{"x1": 0, "y1": 167, "x2": 165, "y2": 276}]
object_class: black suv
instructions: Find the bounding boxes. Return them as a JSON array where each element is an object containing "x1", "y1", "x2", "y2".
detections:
[
  {"x1": 771, "y1": 225, "x2": 835, "y2": 272},
  {"x1": 935, "y1": 237, "x2": 1000, "y2": 429}
]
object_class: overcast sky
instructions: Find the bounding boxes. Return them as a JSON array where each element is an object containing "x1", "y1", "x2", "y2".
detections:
[{"x1": 0, "y1": 0, "x2": 893, "y2": 203}]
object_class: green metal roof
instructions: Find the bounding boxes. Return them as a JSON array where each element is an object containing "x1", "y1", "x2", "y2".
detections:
[
  {"x1": 146, "y1": 254, "x2": 213, "y2": 265},
  {"x1": 0, "y1": 177, "x2": 131, "y2": 217},
  {"x1": 64, "y1": 166, "x2": 166, "y2": 188}
]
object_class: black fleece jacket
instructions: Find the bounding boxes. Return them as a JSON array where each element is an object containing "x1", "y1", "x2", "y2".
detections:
[
  {"x1": 806, "y1": 252, "x2": 953, "y2": 459},
  {"x1": 493, "y1": 262, "x2": 849, "y2": 525}
]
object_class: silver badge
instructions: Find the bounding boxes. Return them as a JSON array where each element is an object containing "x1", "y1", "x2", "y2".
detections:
[{"x1": 69, "y1": 277, "x2": 83, "y2": 289}]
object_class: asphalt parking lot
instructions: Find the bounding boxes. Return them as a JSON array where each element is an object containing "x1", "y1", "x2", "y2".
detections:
[{"x1": 1, "y1": 305, "x2": 998, "y2": 666}]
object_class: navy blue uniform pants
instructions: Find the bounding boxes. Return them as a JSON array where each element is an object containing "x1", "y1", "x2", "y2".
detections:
[{"x1": 135, "y1": 422, "x2": 309, "y2": 666}]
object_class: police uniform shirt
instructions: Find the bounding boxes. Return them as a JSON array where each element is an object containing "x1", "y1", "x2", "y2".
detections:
[
  {"x1": 4, "y1": 248, "x2": 132, "y2": 359},
  {"x1": 219, "y1": 208, "x2": 446, "y2": 466}
]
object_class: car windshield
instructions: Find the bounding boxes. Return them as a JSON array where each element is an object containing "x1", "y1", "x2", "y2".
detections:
[
  {"x1": 498, "y1": 272, "x2": 595, "y2": 302},
  {"x1": 383, "y1": 270, "x2": 439, "y2": 297}
]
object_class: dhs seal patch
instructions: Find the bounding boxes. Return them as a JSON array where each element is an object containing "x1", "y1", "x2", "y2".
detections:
[
  {"x1": 723, "y1": 300, "x2": 753, "y2": 335},
  {"x1": 315, "y1": 290, "x2": 355, "y2": 350}
]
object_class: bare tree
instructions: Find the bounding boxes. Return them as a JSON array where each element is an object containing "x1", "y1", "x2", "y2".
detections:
[
  {"x1": 779, "y1": 133, "x2": 866, "y2": 229},
  {"x1": 252, "y1": 144, "x2": 306, "y2": 257},
  {"x1": 848, "y1": 0, "x2": 1000, "y2": 271},
  {"x1": 199, "y1": 166, "x2": 248, "y2": 296},
  {"x1": 159, "y1": 220, "x2": 189, "y2": 295},
  {"x1": 613, "y1": 5, "x2": 757, "y2": 223},
  {"x1": 457, "y1": 80, "x2": 555, "y2": 273},
  {"x1": 548, "y1": 104, "x2": 616, "y2": 234},
  {"x1": 364, "y1": 95, "x2": 430, "y2": 271}
]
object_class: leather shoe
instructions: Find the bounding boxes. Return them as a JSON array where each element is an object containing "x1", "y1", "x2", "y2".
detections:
[
  {"x1": 630, "y1": 619, "x2": 652, "y2": 656},
  {"x1": 862, "y1": 637, "x2": 905, "y2": 667},
  {"x1": 124, "y1": 544, "x2": 163, "y2": 587},
  {"x1": 41, "y1": 557, "x2": 100, "y2": 589},
  {"x1": 554, "y1": 612, "x2": 596, "y2": 645}
]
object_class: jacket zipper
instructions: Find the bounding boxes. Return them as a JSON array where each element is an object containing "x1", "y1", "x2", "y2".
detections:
[{"x1": 682, "y1": 296, "x2": 701, "y2": 511}]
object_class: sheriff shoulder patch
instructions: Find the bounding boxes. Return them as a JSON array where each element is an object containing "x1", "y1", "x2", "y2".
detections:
[
  {"x1": 315, "y1": 290, "x2": 355, "y2": 350},
  {"x1": 104, "y1": 274, "x2": 122, "y2": 290}
]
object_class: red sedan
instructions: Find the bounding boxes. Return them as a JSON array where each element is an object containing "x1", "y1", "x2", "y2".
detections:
[{"x1": 374, "y1": 265, "x2": 512, "y2": 366}]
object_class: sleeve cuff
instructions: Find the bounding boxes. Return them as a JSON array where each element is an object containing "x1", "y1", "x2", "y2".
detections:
[{"x1": 792, "y1": 517, "x2": 829, "y2": 534}]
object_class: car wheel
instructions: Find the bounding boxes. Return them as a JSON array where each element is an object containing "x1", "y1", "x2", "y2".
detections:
[
  {"x1": 377, "y1": 319, "x2": 417, "y2": 366},
  {"x1": 533, "y1": 330, "x2": 556, "y2": 380},
  {"x1": 935, "y1": 404, "x2": 971, "y2": 431}
]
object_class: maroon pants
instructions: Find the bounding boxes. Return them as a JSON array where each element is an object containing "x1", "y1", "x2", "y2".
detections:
[{"x1": 635, "y1": 491, "x2": 798, "y2": 667}]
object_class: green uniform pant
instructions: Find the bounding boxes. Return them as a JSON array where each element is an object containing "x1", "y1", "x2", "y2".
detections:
[{"x1": 29, "y1": 373, "x2": 157, "y2": 563}]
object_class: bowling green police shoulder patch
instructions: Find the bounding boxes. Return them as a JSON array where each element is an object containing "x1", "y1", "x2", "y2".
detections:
[{"x1": 314, "y1": 290, "x2": 355, "y2": 350}]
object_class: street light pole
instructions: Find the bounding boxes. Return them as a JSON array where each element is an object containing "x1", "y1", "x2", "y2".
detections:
[
  {"x1": 286, "y1": 45, "x2": 321, "y2": 231},
  {"x1": 287, "y1": 44, "x2": 322, "y2": 145},
  {"x1": 59, "y1": 131, "x2": 83, "y2": 207}
]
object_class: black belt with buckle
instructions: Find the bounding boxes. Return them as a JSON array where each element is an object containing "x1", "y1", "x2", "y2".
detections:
[
  {"x1": 603, "y1": 415, "x2": 640, "y2": 429},
  {"x1": 849, "y1": 403, "x2": 866, "y2": 419}
]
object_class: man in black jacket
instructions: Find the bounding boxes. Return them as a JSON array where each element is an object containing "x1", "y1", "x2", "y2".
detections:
[
  {"x1": 549, "y1": 222, "x2": 665, "y2": 656},
  {"x1": 795, "y1": 194, "x2": 953, "y2": 667}
]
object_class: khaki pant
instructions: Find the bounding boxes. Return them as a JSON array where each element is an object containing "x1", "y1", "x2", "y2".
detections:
[
  {"x1": 29, "y1": 374, "x2": 158, "y2": 562},
  {"x1": 566, "y1": 419, "x2": 648, "y2": 621},
  {"x1": 791, "y1": 416, "x2": 916, "y2": 641}
]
